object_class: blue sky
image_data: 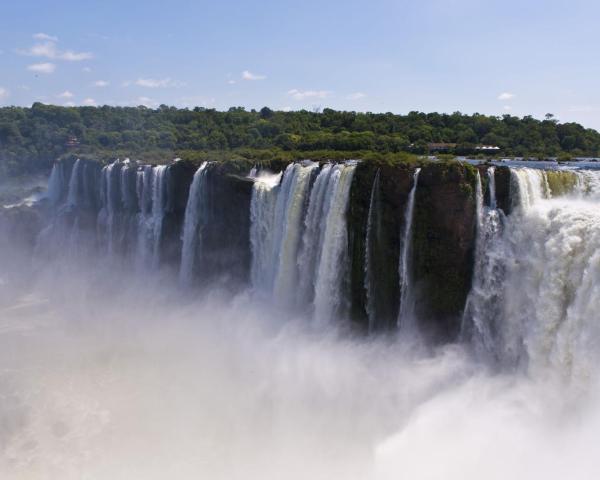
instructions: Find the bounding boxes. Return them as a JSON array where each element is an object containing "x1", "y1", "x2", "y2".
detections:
[{"x1": 2, "y1": 0, "x2": 600, "y2": 128}]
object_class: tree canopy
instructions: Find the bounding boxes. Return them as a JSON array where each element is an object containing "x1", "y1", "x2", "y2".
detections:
[{"x1": 1, "y1": 103, "x2": 599, "y2": 176}]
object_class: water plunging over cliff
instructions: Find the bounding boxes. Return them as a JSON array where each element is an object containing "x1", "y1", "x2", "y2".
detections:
[
  {"x1": 313, "y1": 162, "x2": 357, "y2": 323},
  {"x1": 179, "y1": 162, "x2": 209, "y2": 285},
  {"x1": 461, "y1": 167, "x2": 600, "y2": 379},
  {"x1": 151, "y1": 165, "x2": 169, "y2": 268},
  {"x1": 364, "y1": 169, "x2": 381, "y2": 332},
  {"x1": 249, "y1": 162, "x2": 356, "y2": 321},
  {"x1": 397, "y1": 168, "x2": 421, "y2": 331}
]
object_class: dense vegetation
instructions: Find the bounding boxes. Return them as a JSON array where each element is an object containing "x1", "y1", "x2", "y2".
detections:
[{"x1": 2, "y1": 103, "x2": 600, "y2": 177}]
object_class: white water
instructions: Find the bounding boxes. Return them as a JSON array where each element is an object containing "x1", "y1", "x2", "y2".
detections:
[
  {"x1": 135, "y1": 165, "x2": 154, "y2": 270},
  {"x1": 45, "y1": 162, "x2": 65, "y2": 205},
  {"x1": 272, "y1": 162, "x2": 317, "y2": 305},
  {"x1": 397, "y1": 168, "x2": 421, "y2": 330},
  {"x1": 5, "y1": 163, "x2": 600, "y2": 478},
  {"x1": 297, "y1": 163, "x2": 334, "y2": 305},
  {"x1": 66, "y1": 159, "x2": 81, "y2": 207},
  {"x1": 463, "y1": 167, "x2": 600, "y2": 380},
  {"x1": 98, "y1": 161, "x2": 120, "y2": 256},
  {"x1": 365, "y1": 169, "x2": 381, "y2": 332},
  {"x1": 179, "y1": 162, "x2": 209, "y2": 285},
  {"x1": 313, "y1": 162, "x2": 357, "y2": 323},
  {"x1": 151, "y1": 165, "x2": 168, "y2": 268},
  {"x1": 461, "y1": 169, "x2": 504, "y2": 360},
  {"x1": 3, "y1": 232, "x2": 600, "y2": 479},
  {"x1": 250, "y1": 170, "x2": 283, "y2": 294}
]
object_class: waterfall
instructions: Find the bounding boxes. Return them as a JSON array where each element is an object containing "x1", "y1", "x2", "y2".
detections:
[
  {"x1": 66, "y1": 159, "x2": 82, "y2": 207},
  {"x1": 135, "y1": 165, "x2": 155, "y2": 270},
  {"x1": 461, "y1": 169, "x2": 505, "y2": 360},
  {"x1": 460, "y1": 167, "x2": 600, "y2": 380},
  {"x1": 46, "y1": 162, "x2": 66, "y2": 206},
  {"x1": 151, "y1": 165, "x2": 169, "y2": 268},
  {"x1": 313, "y1": 162, "x2": 357, "y2": 323},
  {"x1": 250, "y1": 163, "x2": 316, "y2": 303},
  {"x1": 364, "y1": 168, "x2": 381, "y2": 332},
  {"x1": 272, "y1": 162, "x2": 317, "y2": 304},
  {"x1": 179, "y1": 162, "x2": 209, "y2": 285},
  {"x1": 488, "y1": 166, "x2": 497, "y2": 209},
  {"x1": 250, "y1": 170, "x2": 282, "y2": 294},
  {"x1": 297, "y1": 163, "x2": 334, "y2": 305},
  {"x1": 97, "y1": 161, "x2": 123, "y2": 256},
  {"x1": 397, "y1": 168, "x2": 421, "y2": 330}
]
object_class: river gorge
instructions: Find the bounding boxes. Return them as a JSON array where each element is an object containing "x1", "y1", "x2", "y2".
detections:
[{"x1": 0, "y1": 157, "x2": 599, "y2": 478}]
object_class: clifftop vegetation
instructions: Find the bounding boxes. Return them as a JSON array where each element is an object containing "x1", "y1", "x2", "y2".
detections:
[{"x1": 1, "y1": 103, "x2": 599, "y2": 177}]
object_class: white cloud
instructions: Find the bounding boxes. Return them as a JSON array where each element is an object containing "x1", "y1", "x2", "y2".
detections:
[
  {"x1": 227, "y1": 79, "x2": 236, "y2": 85},
  {"x1": 57, "y1": 90, "x2": 74, "y2": 98},
  {"x1": 347, "y1": 92, "x2": 366, "y2": 100},
  {"x1": 64, "y1": 101, "x2": 76, "y2": 107},
  {"x1": 82, "y1": 98, "x2": 97, "y2": 106},
  {"x1": 0, "y1": 87, "x2": 9, "y2": 101},
  {"x1": 281, "y1": 106, "x2": 292, "y2": 112},
  {"x1": 242, "y1": 70, "x2": 266, "y2": 81},
  {"x1": 132, "y1": 77, "x2": 184, "y2": 88},
  {"x1": 498, "y1": 92, "x2": 515, "y2": 101},
  {"x1": 82, "y1": 67, "x2": 92, "y2": 73},
  {"x1": 137, "y1": 96, "x2": 159, "y2": 108},
  {"x1": 28, "y1": 62, "x2": 56, "y2": 74},
  {"x1": 503, "y1": 105, "x2": 512, "y2": 111},
  {"x1": 287, "y1": 89, "x2": 330, "y2": 100},
  {"x1": 59, "y1": 50, "x2": 93, "y2": 61},
  {"x1": 93, "y1": 80, "x2": 109, "y2": 87},
  {"x1": 18, "y1": 39, "x2": 92, "y2": 62},
  {"x1": 33, "y1": 33, "x2": 58, "y2": 42}
]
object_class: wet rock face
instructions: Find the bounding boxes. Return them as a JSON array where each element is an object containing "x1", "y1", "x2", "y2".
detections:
[
  {"x1": 411, "y1": 162, "x2": 477, "y2": 341},
  {"x1": 199, "y1": 163, "x2": 254, "y2": 288},
  {"x1": 161, "y1": 161, "x2": 196, "y2": 266},
  {"x1": 348, "y1": 162, "x2": 413, "y2": 331},
  {"x1": 494, "y1": 166, "x2": 512, "y2": 215}
]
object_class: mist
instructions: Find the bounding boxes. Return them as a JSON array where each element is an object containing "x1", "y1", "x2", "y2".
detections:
[{"x1": 1, "y1": 227, "x2": 600, "y2": 480}]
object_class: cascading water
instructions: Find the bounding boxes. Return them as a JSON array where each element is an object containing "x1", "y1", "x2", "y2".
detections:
[
  {"x1": 296, "y1": 163, "x2": 334, "y2": 305},
  {"x1": 45, "y1": 161, "x2": 66, "y2": 206},
  {"x1": 250, "y1": 162, "x2": 317, "y2": 304},
  {"x1": 461, "y1": 169, "x2": 505, "y2": 360},
  {"x1": 461, "y1": 166, "x2": 600, "y2": 380},
  {"x1": 179, "y1": 162, "x2": 209, "y2": 285},
  {"x1": 313, "y1": 162, "x2": 357, "y2": 323},
  {"x1": 250, "y1": 170, "x2": 283, "y2": 294},
  {"x1": 66, "y1": 159, "x2": 82, "y2": 207},
  {"x1": 272, "y1": 162, "x2": 317, "y2": 304},
  {"x1": 151, "y1": 165, "x2": 168, "y2": 268},
  {"x1": 397, "y1": 167, "x2": 421, "y2": 331},
  {"x1": 364, "y1": 168, "x2": 381, "y2": 332}
]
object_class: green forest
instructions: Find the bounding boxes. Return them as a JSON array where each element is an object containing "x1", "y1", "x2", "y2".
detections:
[{"x1": 1, "y1": 103, "x2": 599, "y2": 177}]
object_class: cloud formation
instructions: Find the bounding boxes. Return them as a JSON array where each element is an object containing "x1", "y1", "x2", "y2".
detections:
[
  {"x1": 33, "y1": 33, "x2": 58, "y2": 42},
  {"x1": 130, "y1": 77, "x2": 184, "y2": 88},
  {"x1": 93, "y1": 80, "x2": 109, "y2": 87},
  {"x1": 0, "y1": 87, "x2": 8, "y2": 101},
  {"x1": 242, "y1": 70, "x2": 266, "y2": 81},
  {"x1": 27, "y1": 62, "x2": 56, "y2": 74},
  {"x1": 288, "y1": 89, "x2": 330, "y2": 100},
  {"x1": 82, "y1": 98, "x2": 97, "y2": 106},
  {"x1": 498, "y1": 92, "x2": 515, "y2": 101},
  {"x1": 18, "y1": 34, "x2": 92, "y2": 62},
  {"x1": 57, "y1": 90, "x2": 74, "y2": 98}
]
